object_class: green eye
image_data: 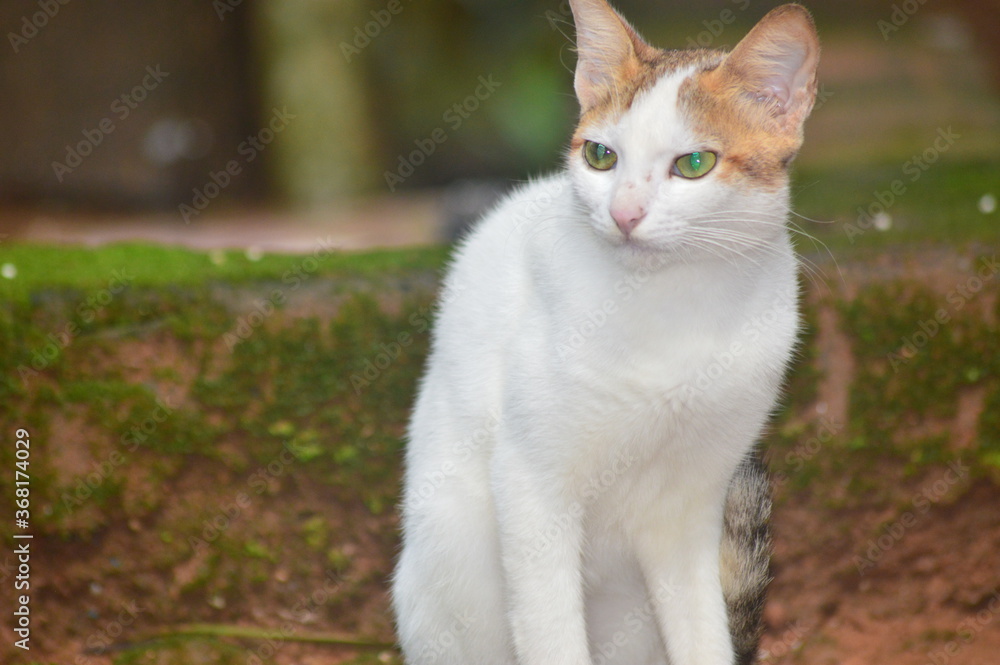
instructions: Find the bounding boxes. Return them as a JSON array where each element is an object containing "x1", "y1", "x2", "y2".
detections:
[
  {"x1": 583, "y1": 141, "x2": 618, "y2": 170},
  {"x1": 674, "y1": 151, "x2": 717, "y2": 179}
]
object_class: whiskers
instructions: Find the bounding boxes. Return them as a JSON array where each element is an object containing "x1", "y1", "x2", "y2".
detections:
[{"x1": 688, "y1": 207, "x2": 844, "y2": 292}]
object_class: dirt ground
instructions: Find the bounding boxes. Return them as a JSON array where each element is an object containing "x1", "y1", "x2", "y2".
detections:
[
  {"x1": 9, "y1": 450, "x2": 999, "y2": 665},
  {"x1": 2, "y1": 248, "x2": 998, "y2": 665},
  {"x1": 762, "y1": 471, "x2": 1000, "y2": 665}
]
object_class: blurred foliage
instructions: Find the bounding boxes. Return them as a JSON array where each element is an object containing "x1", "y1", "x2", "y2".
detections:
[{"x1": 249, "y1": 0, "x2": 998, "y2": 200}]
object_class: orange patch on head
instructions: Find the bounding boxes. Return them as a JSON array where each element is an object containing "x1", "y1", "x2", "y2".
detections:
[
  {"x1": 679, "y1": 69, "x2": 799, "y2": 191},
  {"x1": 568, "y1": 2, "x2": 819, "y2": 190},
  {"x1": 679, "y1": 5, "x2": 820, "y2": 190},
  {"x1": 570, "y1": 49, "x2": 725, "y2": 155}
]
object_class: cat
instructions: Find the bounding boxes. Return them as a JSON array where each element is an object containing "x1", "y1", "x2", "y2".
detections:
[{"x1": 392, "y1": 2, "x2": 819, "y2": 664}]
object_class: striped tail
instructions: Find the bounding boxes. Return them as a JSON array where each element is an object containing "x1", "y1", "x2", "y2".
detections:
[{"x1": 720, "y1": 450, "x2": 773, "y2": 665}]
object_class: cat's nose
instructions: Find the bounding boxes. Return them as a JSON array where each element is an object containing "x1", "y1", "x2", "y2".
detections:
[{"x1": 611, "y1": 203, "x2": 646, "y2": 236}]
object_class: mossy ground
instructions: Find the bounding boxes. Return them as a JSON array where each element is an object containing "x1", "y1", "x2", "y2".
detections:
[{"x1": 1, "y1": 235, "x2": 998, "y2": 663}]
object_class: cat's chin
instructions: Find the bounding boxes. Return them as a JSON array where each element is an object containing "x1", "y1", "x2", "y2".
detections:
[
  {"x1": 605, "y1": 231, "x2": 748, "y2": 272},
  {"x1": 592, "y1": 223, "x2": 677, "y2": 252},
  {"x1": 601, "y1": 232, "x2": 687, "y2": 270}
]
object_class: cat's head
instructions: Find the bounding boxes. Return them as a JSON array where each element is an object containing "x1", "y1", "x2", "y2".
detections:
[{"x1": 566, "y1": 1, "x2": 819, "y2": 262}]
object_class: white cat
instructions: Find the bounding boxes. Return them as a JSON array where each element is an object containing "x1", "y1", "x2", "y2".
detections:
[{"x1": 392, "y1": 2, "x2": 820, "y2": 664}]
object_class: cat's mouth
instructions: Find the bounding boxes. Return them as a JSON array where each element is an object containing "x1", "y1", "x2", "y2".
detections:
[
  {"x1": 609, "y1": 230, "x2": 676, "y2": 257},
  {"x1": 606, "y1": 222, "x2": 681, "y2": 252}
]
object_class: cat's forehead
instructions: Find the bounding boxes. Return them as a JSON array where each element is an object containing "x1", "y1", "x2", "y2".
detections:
[
  {"x1": 574, "y1": 48, "x2": 724, "y2": 141},
  {"x1": 581, "y1": 49, "x2": 725, "y2": 117}
]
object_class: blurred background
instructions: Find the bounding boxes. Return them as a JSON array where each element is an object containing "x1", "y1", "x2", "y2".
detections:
[
  {"x1": 2, "y1": 3, "x2": 1000, "y2": 663},
  {"x1": 1, "y1": 0, "x2": 997, "y2": 250}
]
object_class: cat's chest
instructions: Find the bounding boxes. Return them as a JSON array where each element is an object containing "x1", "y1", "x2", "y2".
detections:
[
  {"x1": 543, "y1": 266, "x2": 784, "y2": 387},
  {"x1": 511, "y1": 252, "x2": 797, "y2": 447}
]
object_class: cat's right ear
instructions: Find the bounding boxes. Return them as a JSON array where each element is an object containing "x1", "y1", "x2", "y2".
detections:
[
  {"x1": 708, "y1": 4, "x2": 820, "y2": 134},
  {"x1": 569, "y1": 0, "x2": 649, "y2": 114}
]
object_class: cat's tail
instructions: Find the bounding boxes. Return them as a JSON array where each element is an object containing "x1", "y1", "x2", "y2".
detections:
[{"x1": 720, "y1": 449, "x2": 773, "y2": 665}]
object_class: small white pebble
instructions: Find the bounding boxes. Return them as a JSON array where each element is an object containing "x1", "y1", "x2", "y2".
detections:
[
  {"x1": 245, "y1": 246, "x2": 263, "y2": 262},
  {"x1": 1, "y1": 263, "x2": 16, "y2": 279},
  {"x1": 979, "y1": 193, "x2": 996, "y2": 214},
  {"x1": 208, "y1": 594, "x2": 226, "y2": 609},
  {"x1": 873, "y1": 211, "x2": 892, "y2": 231}
]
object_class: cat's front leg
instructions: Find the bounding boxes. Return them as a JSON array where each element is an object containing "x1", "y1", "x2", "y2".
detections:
[
  {"x1": 491, "y1": 442, "x2": 591, "y2": 665},
  {"x1": 634, "y1": 494, "x2": 736, "y2": 665}
]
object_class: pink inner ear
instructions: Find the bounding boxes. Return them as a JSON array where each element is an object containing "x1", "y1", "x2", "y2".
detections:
[
  {"x1": 569, "y1": 0, "x2": 653, "y2": 113},
  {"x1": 722, "y1": 5, "x2": 819, "y2": 122},
  {"x1": 754, "y1": 84, "x2": 790, "y2": 112},
  {"x1": 758, "y1": 42, "x2": 810, "y2": 108}
]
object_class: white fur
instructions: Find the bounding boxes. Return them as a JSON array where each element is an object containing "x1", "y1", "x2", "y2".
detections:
[{"x1": 392, "y1": 67, "x2": 799, "y2": 665}]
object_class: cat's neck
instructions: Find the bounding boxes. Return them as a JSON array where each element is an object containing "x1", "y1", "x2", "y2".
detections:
[{"x1": 519, "y1": 173, "x2": 797, "y2": 337}]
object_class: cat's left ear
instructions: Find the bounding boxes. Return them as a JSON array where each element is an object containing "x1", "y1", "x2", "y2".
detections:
[{"x1": 710, "y1": 4, "x2": 820, "y2": 132}]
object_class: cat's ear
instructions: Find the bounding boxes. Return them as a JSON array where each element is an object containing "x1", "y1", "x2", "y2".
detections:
[
  {"x1": 711, "y1": 4, "x2": 820, "y2": 132},
  {"x1": 569, "y1": 0, "x2": 651, "y2": 114}
]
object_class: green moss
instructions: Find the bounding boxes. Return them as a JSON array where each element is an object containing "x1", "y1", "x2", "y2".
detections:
[
  {"x1": 0, "y1": 245, "x2": 441, "y2": 550},
  {"x1": 300, "y1": 515, "x2": 329, "y2": 551},
  {"x1": 792, "y1": 158, "x2": 1000, "y2": 250},
  {"x1": 112, "y1": 636, "x2": 250, "y2": 665},
  {"x1": 980, "y1": 385, "x2": 1000, "y2": 470},
  {"x1": 838, "y1": 278, "x2": 1000, "y2": 473},
  {"x1": 340, "y1": 654, "x2": 402, "y2": 665},
  {"x1": 0, "y1": 242, "x2": 449, "y2": 305},
  {"x1": 3, "y1": 239, "x2": 1000, "y2": 660},
  {"x1": 244, "y1": 540, "x2": 276, "y2": 561}
]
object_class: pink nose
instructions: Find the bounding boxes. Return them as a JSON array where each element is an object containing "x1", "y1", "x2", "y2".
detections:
[{"x1": 611, "y1": 204, "x2": 646, "y2": 236}]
